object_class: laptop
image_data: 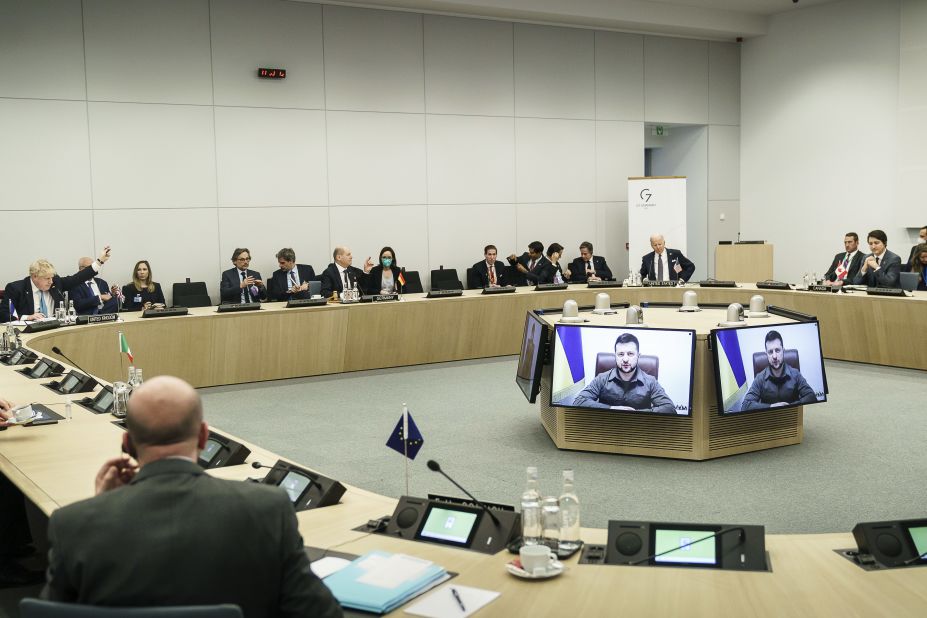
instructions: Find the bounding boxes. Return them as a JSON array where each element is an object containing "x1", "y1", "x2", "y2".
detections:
[{"x1": 899, "y1": 272, "x2": 919, "y2": 292}]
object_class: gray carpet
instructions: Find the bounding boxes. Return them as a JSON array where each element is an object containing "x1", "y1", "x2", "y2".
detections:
[{"x1": 199, "y1": 357, "x2": 927, "y2": 535}]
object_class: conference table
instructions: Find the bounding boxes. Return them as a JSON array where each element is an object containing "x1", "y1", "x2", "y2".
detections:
[{"x1": 2, "y1": 283, "x2": 925, "y2": 616}]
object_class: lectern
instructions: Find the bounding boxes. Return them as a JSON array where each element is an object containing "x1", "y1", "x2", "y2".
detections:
[{"x1": 716, "y1": 244, "x2": 774, "y2": 281}]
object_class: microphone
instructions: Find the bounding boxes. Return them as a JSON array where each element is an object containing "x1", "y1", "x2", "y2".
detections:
[
  {"x1": 51, "y1": 346, "x2": 96, "y2": 381},
  {"x1": 630, "y1": 527, "x2": 745, "y2": 565},
  {"x1": 426, "y1": 459, "x2": 500, "y2": 527},
  {"x1": 251, "y1": 461, "x2": 275, "y2": 470}
]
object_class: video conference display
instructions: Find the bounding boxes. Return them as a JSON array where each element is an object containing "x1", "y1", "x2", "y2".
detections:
[
  {"x1": 516, "y1": 311, "x2": 549, "y2": 403},
  {"x1": 711, "y1": 321, "x2": 827, "y2": 415},
  {"x1": 551, "y1": 324, "x2": 695, "y2": 415}
]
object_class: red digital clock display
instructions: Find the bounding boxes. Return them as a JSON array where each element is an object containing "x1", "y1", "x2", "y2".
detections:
[{"x1": 257, "y1": 68, "x2": 286, "y2": 79}]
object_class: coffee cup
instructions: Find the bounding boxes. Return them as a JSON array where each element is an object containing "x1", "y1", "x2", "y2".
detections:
[{"x1": 520, "y1": 544, "x2": 554, "y2": 576}]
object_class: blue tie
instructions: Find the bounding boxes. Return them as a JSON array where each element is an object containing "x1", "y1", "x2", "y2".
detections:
[{"x1": 39, "y1": 293, "x2": 47, "y2": 315}]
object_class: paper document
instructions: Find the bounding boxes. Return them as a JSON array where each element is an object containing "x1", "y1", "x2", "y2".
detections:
[
  {"x1": 404, "y1": 584, "x2": 500, "y2": 617},
  {"x1": 311, "y1": 556, "x2": 351, "y2": 579},
  {"x1": 356, "y1": 553, "x2": 433, "y2": 589}
]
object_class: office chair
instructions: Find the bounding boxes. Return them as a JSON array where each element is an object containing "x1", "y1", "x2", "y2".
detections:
[
  {"x1": 20, "y1": 599, "x2": 243, "y2": 618},
  {"x1": 400, "y1": 270, "x2": 424, "y2": 294},
  {"x1": 752, "y1": 349, "x2": 800, "y2": 375},
  {"x1": 899, "y1": 271, "x2": 918, "y2": 292},
  {"x1": 171, "y1": 281, "x2": 212, "y2": 308},
  {"x1": 595, "y1": 352, "x2": 659, "y2": 379},
  {"x1": 466, "y1": 267, "x2": 480, "y2": 289},
  {"x1": 429, "y1": 268, "x2": 462, "y2": 291}
]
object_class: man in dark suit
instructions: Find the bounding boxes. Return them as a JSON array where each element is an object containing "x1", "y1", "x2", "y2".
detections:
[
  {"x1": 569, "y1": 241, "x2": 613, "y2": 282},
  {"x1": 853, "y1": 229, "x2": 902, "y2": 288},
  {"x1": 70, "y1": 257, "x2": 119, "y2": 315},
  {"x1": 507, "y1": 241, "x2": 554, "y2": 285},
  {"x1": 905, "y1": 225, "x2": 927, "y2": 270},
  {"x1": 320, "y1": 246, "x2": 373, "y2": 298},
  {"x1": 41, "y1": 376, "x2": 343, "y2": 617},
  {"x1": 268, "y1": 248, "x2": 317, "y2": 302},
  {"x1": 219, "y1": 247, "x2": 266, "y2": 304},
  {"x1": 471, "y1": 244, "x2": 509, "y2": 288},
  {"x1": 639, "y1": 235, "x2": 695, "y2": 282},
  {"x1": 823, "y1": 232, "x2": 864, "y2": 287},
  {"x1": 1, "y1": 247, "x2": 112, "y2": 322}
]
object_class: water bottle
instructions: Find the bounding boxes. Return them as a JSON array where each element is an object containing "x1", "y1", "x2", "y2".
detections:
[
  {"x1": 55, "y1": 301, "x2": 66, "y2": 322},
  {"x1": 520, "y1": 466, "x2": 542, "y2": 546},
  {"x1": 67, "y1": 300, "x2": 77, "y2": 324},
  {"x1": 127, "y1": 366, "x2": 138, "y2": 387},
  {"x1": 133, "y1": 368, "x2": 143, "y2": 385},
  {"x1": 540, "y1": 496, "x2": 561, "y2": 551},
  {"x1": 558, "y1": 469, "x2": 581, "y2": 552}
]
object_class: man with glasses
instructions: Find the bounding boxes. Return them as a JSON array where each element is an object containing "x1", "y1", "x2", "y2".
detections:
[{"x1": 219, "y1": 248, "x2": 266, "y2": 304}]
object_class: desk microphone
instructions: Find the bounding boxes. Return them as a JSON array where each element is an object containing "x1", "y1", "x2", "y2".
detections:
[
  {"x1": 51, "y1": 346, "x2": 95, "y2": 381},
  {"x1": 251, "y1": 461, "x2": 275, "y2": 470},
  {"x1": 426, "y1": 459, "x2": 500, "y2": 527}
]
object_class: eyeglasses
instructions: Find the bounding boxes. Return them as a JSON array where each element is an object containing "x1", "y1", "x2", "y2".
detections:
[{"x1": 235, "y1": 257, "x2": 251, "y2": 262}]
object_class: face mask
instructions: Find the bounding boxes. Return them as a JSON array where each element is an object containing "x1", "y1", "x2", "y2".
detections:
[{"x1": 381, "y1": 258, "x2": 393, "y2": 267}]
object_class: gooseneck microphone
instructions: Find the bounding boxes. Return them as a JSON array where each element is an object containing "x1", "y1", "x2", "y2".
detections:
[
  {"x1": 251, "y1": 461, "x2": 274, "y2": 470},
  {"x1": 51, "y1": 346, "x2": 95, "y2": 380},
  {"x1": 426, "y1": 459, "x2": 500, "y2": 527}
]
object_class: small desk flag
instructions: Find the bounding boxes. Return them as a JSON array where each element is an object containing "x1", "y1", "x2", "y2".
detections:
[{"x1": 386, "y1": 409, "x2": 424, "y2": 460}]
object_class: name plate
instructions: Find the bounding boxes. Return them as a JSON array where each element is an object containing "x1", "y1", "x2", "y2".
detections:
[
  {"x1": 643, "y1": 280, "x2": 677, "y2": 287},
  {"x1": 79, "y1": 313, "x2": 119, "y2": 325},
  {"x1": 808, "y1": 285, "x2": 836, "y2": 293},
  {"x1": 361, "y1": 293, "x2": 399, "y2": 303}
]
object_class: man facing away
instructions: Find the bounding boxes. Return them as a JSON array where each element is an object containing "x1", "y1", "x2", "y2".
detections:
[{"x1": 41, "y1": 376, "x2": 343, "y2": 618}]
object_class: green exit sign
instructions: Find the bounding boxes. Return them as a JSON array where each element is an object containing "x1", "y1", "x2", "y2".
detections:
[{"x1": 655, "y1": 126, "x2": 664, "y2": 136}]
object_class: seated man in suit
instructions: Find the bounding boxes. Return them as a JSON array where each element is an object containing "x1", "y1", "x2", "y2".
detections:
[
  {"x1": 320, "y1": 246, "x2": 373, "y2": 298},
  {"x1": 906, "y1": 225, "x2": 927, "y2": 270},
  {"x1": 70, "y1": 257, "x2": 119, "y2": 315},
  {"x1": 852, "y1": 229, "x2": 902, "y2": 288},
  {"x1": 219, "y1": 248, "x2": 266, "y2": 304},
  {"x1": 507, "y1": 241, "x2": 553, "y2": 285},
  {"x1": 471, "y1": 245, "x2": 509, "y2": 288},
  {"x1": 41, "y1": 376, "x2": 343, "y2": 617},
  {"x1": 740, "y1": 330, "x2": 817, "y2": 411},
  {"x1": 1, "y1": 247, "x2": 112, "y2": 323},
  {"x1": 569, "y1": 241, "x2": 613, "y2": 282},
  {"x1": 268, "y1": 248, "x2": 316, "y2": 302},
  {"x1": 572, "y1": 333, "x2": 675, "y2": 413},
  {"x1": 823, "y1": 232, "x2": 864, "y2": 286},
  {"x1": 639, "y1": 235, "x2": 695, "y2": 283}
]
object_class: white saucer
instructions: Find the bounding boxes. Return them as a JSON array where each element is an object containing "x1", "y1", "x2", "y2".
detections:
[{"x1": 506, "y1": 560, "x2": 564, "y2": 580}]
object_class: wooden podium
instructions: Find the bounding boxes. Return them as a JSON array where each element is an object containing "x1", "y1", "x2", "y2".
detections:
[{"x1": 715, "y1": 243, "x2": 774, "y2": 281}]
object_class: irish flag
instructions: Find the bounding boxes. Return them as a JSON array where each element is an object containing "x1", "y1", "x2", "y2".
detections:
[{"x1": 118, "y1": 331, "x2": 134, "y2": 363}]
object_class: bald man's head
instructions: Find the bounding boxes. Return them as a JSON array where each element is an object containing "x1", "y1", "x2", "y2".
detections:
[
  {"x1": 126, "y1": 376, "x2": 203, "y2": 451},
  {"x1": 78, "y1": 256, "x2": 94, "y2": 270}
]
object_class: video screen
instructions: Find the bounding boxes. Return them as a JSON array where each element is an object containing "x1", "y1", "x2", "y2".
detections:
[
  {"x1": 199, "y1": 439, "x2": 223, "y2": 465},
  {"x1": 93, "y1": 389, "x2": 114, "y2": 413},
  {"x1": 416, "y1": 505, "x2": 480, "y2": 547},
  {"x1": 59, "y1": 372, "x2": 80, "y2": 392},
  {"x1": 550, "y1": 324, "x2": 695, "y2": 415},
  {"x1": 280, "y1": 470, "x2": 311, "y2": 504},
  {"x1": 906, "y1": 525, "x2": 927, "y2": 563},
  {"x1": 652, "y1": 527, "x2": 718, "y2": 566},
  {"x1": 712, "y1": 321, "x2": 827, "y2": 415},
  {"x1": 516, "y1": 311, "x2": 549, "y2": 403},
  {"x1": 29, "y1": 360, "x2": 50, "y2": 378}
]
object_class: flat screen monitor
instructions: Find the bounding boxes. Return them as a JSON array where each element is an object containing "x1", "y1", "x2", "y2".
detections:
[
  {"x1": 91, "y1": 388, "x2": 114, "y2": 413},
  {"x1": 550, "y1": 324, "x2": 695, "y2": 416},
  {"x1": 711, "y1": 321, "x2": 827, "y2": 415},
  {"x1": 280, "y1": 470, "x2": 312, "y2": 505},
  {"x1": 516, "y1": 311, "x2": 549, "y2": 403},
  {"x1": 28, "y1": 360, "x2": 51, "y2": 378},
  {"x1": 905, "y1": 524, "x2": 927, "y2": 563},
  {"x1": 58, "y1": 371, "x2": 80, "y2": 393},
  {"x1": 199, "y1": 438, "x2": 223, "y2": 466},
  {"x1": 651, "y1": 525, "x2": 720, "y2": 567},
  {"x1": 415, "y1": 504, "x2": 482, "y2": 548}
]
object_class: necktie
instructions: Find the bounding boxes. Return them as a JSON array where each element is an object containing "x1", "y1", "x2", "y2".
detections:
[
  {"x1": 529, "y1": 259, "x2": 536, "y2": 271},
  {"x1": 658, "y1": 255, "x2": 664, "y2": 280},
  {"x1": 586, "y1": 261, "x2": 593, "y2": 276},
  {"x1": 843, "y1": 254, "x2": 849, "y2": 268},
  {"x1": 343, "y1": 270, "x2": 350, "y2": 290},
  {"x1": 290, "y1": 271, "x2": 297, "y2": 287},
  {"x1": 876, "y1": 256, "x2": 881, "y2": 266},
  {"x1": 240, "y1": 271, "x2": 249, "y2": 303},
  {"x1": 489, "y1": 265, "x2": 496, "y2": 285},
  {"x1": 39, "y1": 292, "x2": 47, "y2": 316}
]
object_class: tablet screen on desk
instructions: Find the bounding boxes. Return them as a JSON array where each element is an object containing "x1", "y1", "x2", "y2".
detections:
[
  {"x1": 652, "y1": 526, "x2": 719, "y2": 566},
  {"x1": 416, "y1": 504, "x2": 481, "y2": 548},
  {"x1": 280, "y1": 470, "x2": 312, "y2": 504},
  {"x1": 92, "y1": 389, "x2": 113, "y2": 413},
  {"x1": 906, "y1": 525, "x2": 927, "y2": 562},
  {"x1": 199, "y1": 438, "x2": 222, "y2": 465},
  {"x1": 29, "y1": 360, "x2": 50, "y2": 378},
  {"x1": 59, "y1": 372, "x2": 80, "y2": 392}
]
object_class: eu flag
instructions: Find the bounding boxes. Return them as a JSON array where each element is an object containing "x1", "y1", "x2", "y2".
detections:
[{"x1": 385, "y1": 411, "x2": 424, "y2": 460}]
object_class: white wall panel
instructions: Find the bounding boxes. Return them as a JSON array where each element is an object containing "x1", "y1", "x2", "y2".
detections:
[
  {"x1": 514, "y1": 24, "x2": 595, "y2": 120},
  {"x1": 83, "y1": 0, "x2": 212, "y2": 104},
  {"x1": 328, "y1": 205, "x2": 429, "y2": 275},
  {"x1": 210, "y1": 0, "x2": 324, "y2": 109},
  {"x1": 595, "y1": 32, "x2": 644, "y2": 121},
  {"x1": 427, "y1": 203, "x2": 516, "y2": 283},
  {"x1": 708, "y1": 200, "x2": 739, "y2": 277},
  {"x1": 598, "y1": 202, "x2": 630, "y2": 278},
  {"x1": 88, "y1": 102, "x2": 217, "y2": 209},
  {"x1": 644, "y1": 37, "x2": 709, "y2": 124},
  {"x1": 708, "y1": 125, "x2": 740, "y2": 201},
  {"x1": 92, "y1": 208, "x2": 220, "y2": 305},
  {"x1": 217, "y1": 207, "x2": 331, "y2": 281},
  {"x1": 423, "y1": 15, "x2": 514, "y2": 117},
  {"x1": 516, "y1": 118, "x2": 595, "y2": 203},
  {"x1": 327, "y1": 111, "x2": 426, "y2": 206},
  {"x1": 0, "y1": 99, "x2": 92, "y2": 210},
  {"x1": 323, "y1": 6, "x2": 424, "y2": 113},
  {"x1": 596, "y1": 121, "x2": 644, "y2": 202},
  {"x1": 0, "y1": 0, "x2": 85, "y2": 100},
  {"x1": 709, "y1": 41, "x2": 741, "y2": 126},
  {"x1": 215, "y1": 107, "x2": 327, "y2": 207},
  {"x1": 426, "y1": 115, "x2": 515, "y2": 205},
  {"x1": 515, "y1": 203, "x2": 596, "y2": 264},
  {"x1": 0, "y1": 211, "x2": 95, "y2": 289}
]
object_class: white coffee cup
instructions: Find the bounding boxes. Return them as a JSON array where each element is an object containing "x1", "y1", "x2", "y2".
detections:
[
  {"x1": 12, "y1": 404, "x2": 34, "y2": 422},
  {"x1": 520, "y1": 544, "x2": 553, "y2": 576}
]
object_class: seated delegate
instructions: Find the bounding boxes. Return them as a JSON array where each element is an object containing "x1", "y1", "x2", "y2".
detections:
[
  {"x1": 120, "y1": 260, "x2": 166, "y2": 311},
  {"x1": 320, "y1": 247, "x2": 372, "y2": 298},
  {"x1": 908, "y1": 243, "x2": 927, "y2": 291},
  {"x1": 546, "y1": 243, "x2": 570, "y2": 284},
  {"x1": 639, "y1": 234, "x2": 695, "y2": 283},
  {"x1": 823, "y1": 232, "x2": 863, "y2": 286},
  {"x1": 70, "y1": 256, "x2": 119, "y2": 315},
  {"x1": 569, "y1": 241, "x2": 613, "y2": 282},
  {"x1": 852, "y1": 229, "x2": 901, "y2": 288},
  {"x1": 471, "y1": 245, "x2": 509, "y2": 288},
  {"x1": 363, "y1": 246, "x2": 402, "y2": 295},
  {"x1": 220, "y1": 248, "x2": 266, "y2": 304},
  {"x1": 507, "y1": 241, "x2": 553, "y2": 286},
  {"x1": 268, "y1": 248, "x2": 316, "y2": 302}
]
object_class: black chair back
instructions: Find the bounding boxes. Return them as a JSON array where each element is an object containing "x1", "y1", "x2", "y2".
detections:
[
  {"x1": 171, "y1": 281, "x2": 211, "y2": 307},
  {"x1": 20, "y1": 599, "x2": 243, "y2": 618},
  {"x1": 430, "y1": 268, "x2": 462, "y2": 291},
  {"x1": 400, "y1": 270, "x2": 424, "y2": 294}
]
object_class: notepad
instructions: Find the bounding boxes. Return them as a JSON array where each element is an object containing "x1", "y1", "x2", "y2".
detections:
[{"x1": 404, "y1": 584, "x2": 500, "y2": 617}]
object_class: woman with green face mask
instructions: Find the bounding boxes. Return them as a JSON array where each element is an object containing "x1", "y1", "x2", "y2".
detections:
[{"x1": 363, "y1": 246, "x2": 403, "y2": 295}]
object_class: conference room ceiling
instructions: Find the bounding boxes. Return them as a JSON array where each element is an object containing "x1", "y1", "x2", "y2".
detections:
[{"x1": 308, "y1": 0, "x2": 841, "y2": 39}]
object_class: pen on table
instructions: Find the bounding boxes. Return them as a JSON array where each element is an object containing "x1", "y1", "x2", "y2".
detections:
[{"x1": 451, "y1": 586, "x2": 466, "y2": 612}]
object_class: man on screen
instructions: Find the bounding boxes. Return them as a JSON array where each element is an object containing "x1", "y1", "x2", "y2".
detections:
[
  {"x1": 571, "y1": 333, "x2": 675, "y2": 413},
  {"x1": 740, "y1": 330, "x2": 817, "y2": 411}
]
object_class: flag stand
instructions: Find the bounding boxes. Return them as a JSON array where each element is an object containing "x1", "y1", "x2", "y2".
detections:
[
  {"x1": 118, "y1": 330, "x2": 126, "y2": 381},
  {"x1": 402, "y1": 403, "x2": 410, "y2": 496}
]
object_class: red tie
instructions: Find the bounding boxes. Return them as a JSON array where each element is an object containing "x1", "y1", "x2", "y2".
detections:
[{"x1": 489, "y1": 265, "x2": 496, "y2": 285}]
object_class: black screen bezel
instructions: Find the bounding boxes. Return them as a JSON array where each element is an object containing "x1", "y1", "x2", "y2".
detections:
[
  {"x1": 903, "y1": 520, "x2": 927, "y2": 564},
  {"x1": 414, "y1": 502, "x2": 483, "y2": 548},
  {"x1": 91, "y1": 387, "x2": 114, "y2": 413},
  {"x1": 649, "y1": 523, "x2": 722, "y2": 569},
  {"x1": 515, "y1": 311, "x2": 549, "y2": 403}
]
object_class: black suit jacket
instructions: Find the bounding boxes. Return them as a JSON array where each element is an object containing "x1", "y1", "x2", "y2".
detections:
[
  {"x1": 511, "y1": 253, "x2": 554, "y2": 285},
  {"x1": 470, "y1": 260, "x2": 509, "y2": 288},
  {"x1": 41, "y1": 458, "x2": 342, "y2": 618},
  {"x1": 639, "y1": 249, "x2": 695, "y2": 282},
  {"x1": 568, "y1": 256, "x2": 613, "y2": 282},
  {"x1": 363, "y1": 265, "x2": 402, "y2": 295},
  {"x1": 220, "y1": 268, "x2": 266, "y2": 303},
  {"x1": 1, "y1": 265, "x2": 97, "y2": 322},
  {"x1": 319, "y1": 263, "x2": 367, "y2": 298},
  {"x1": 70, "y1": 276, "x2": 119, "y2": 315},
  {"x1": 823, "y1": 251, "x2": 863, "y2": 283},
  {"x1": 120, "y1": 282, "x2": 166, "y2": 312},
  {"x1": 268, "y1": 264, "x2": 317, "y2": 302},
  {"x1": 852, "y1": 250, "x2": 902, "y2": 288}
]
